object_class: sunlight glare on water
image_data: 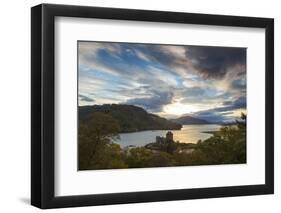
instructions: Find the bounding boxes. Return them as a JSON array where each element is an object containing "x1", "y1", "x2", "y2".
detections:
[{"x1": 114, "y1": 124, "x2": 221, "y2": 148}]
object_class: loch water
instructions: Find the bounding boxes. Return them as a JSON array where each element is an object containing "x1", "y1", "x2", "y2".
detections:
[{"x1": 114, "y1": 124, "x2": 221, "y2": 148}]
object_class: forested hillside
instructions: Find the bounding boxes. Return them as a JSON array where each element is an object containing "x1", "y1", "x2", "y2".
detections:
[{"x1": 79, "y1": 104, "x2": 182, "y2": 133}]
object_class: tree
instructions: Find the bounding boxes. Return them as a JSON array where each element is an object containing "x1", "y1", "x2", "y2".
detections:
[
  {"x1": 191, "y1": 113, "x2": 247, "y2": 164},
  {"x1": 78, "y1": 112, "x2": 120, "y2": 170}
]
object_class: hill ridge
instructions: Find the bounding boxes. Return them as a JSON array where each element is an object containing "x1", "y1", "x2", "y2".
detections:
[
  {"x1": 79, "y1": 104, "x2": 182, "y2": 133},
  {"x1": 170, "y1": 115, "x2": 210, "y2": 125}
]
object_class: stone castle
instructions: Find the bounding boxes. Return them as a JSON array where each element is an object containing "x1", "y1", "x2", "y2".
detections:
[{"x1": 156, "y1": 131, "x2": 174, "y2": 144}]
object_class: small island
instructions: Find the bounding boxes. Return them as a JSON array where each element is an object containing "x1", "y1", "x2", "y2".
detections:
[{"x1": 144, "y1": 131, "x2": 197, "y2": 154}]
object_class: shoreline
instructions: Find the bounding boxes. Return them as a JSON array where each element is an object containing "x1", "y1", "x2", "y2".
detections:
[{"x1": 118, "y1": 123, "x2": 220, "y2": 134}]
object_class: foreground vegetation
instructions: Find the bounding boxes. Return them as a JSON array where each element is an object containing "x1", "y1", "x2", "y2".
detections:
[{"x1": 78, "y1": 112, "x2": 246, "y2": 170}]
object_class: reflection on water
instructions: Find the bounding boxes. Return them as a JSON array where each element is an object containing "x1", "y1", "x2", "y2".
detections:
[{"x1": 114, "y1": 124, "x2": 221, "y2": 148}]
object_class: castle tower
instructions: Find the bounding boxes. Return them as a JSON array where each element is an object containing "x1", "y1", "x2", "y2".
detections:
[
  {"x1": 166, "y1": 131, "x2": 173, "y2": 143},
  {"x1": 156, "y1": 136, "x2": 162, "y2": 144}
]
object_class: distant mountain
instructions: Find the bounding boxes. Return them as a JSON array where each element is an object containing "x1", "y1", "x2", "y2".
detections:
[
  {"x1": 79, "y1": 104, "x2": 182, "y2": 133},
  {"x1": 170, "y1": 115, "x2": 210, "y2": 125}
]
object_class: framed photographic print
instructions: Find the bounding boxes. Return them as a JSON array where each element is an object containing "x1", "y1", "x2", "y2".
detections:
[{"x1": 31, "y1": 4, "x2": 274, "y2": 209}]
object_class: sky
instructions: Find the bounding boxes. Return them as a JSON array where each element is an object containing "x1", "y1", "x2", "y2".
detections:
[{"x1": 78, "y1": 41, "x2": 246, "y2": 123}]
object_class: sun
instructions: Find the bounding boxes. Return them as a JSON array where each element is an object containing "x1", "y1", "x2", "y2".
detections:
[{"x1": 163, "y1": 102, "x2": 197, "y2": 116}]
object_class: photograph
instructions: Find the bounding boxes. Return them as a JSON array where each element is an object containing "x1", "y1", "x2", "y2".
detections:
[
  {"x1": 29, "y1": 2, "x2": 274, "y2": 209},
  {"x1": 78, "y1": 41, "x2": 247, "y2": 170}
]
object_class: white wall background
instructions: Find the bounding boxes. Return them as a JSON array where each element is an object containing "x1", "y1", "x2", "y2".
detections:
[{"x1": 0, "y1": 0, "x2": 279, "y2": 212}]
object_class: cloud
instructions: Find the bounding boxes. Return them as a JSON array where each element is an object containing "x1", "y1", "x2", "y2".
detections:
[
  {"x1": 186, "y1": 46, "x2": 246, "y2": 79},
  {"x1": 182, "y1": 86, "x2": 206, "y2": 96},
  {"x1": 193, "y1": 96, "x2": 246, "y2": 122},
  {"x1": 231, "y1": 78, "x2": 246, "y2": 90},
  {"x1": 125, "y1": 90, "x2": 174, "y2": 112},
  {"x1": 78, "y1": 41, "x2": 247, "y2": 121},
  {"x1": 115, "y1": 44, "x2": 246, "y2": 80},
  {"x1": 79, "y1": 94, "x2": 94, "y2": 102},
  {"x1": 79, "y1": 42, "x2": 246, "y2": 87}
]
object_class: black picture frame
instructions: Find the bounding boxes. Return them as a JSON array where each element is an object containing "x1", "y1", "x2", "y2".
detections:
[{"x1": 31, "y1": 3, "x2": 274, "y2": 209}]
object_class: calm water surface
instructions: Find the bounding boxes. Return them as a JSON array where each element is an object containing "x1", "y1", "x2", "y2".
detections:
[{"x1": 114, "y1": 124, "x2": 221, "y2": 148}]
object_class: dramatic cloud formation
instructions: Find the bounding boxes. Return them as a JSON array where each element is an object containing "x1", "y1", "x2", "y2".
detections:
[
  {"x1": 126, "y1": 90, "x2": 174, "y2": 112},
  {"x1": 186, "y1": 46, "x2": 246, "y2": 79},
  {"x1": 79, "y1": 94, "x2": 95, "y2": 102},
  {"x1": 78, "y1": 41, "x2": 246, "y2": 122},
  {"x1": 193, "y1": 96, "x2": 246, "y2": 123}
]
